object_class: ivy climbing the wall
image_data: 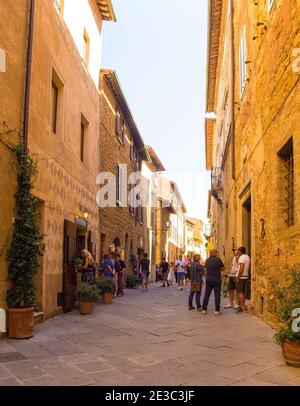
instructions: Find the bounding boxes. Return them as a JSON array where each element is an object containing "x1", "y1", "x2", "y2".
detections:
[{"x1": 6, "y1": 145, "x2": 45, "y2": 308}]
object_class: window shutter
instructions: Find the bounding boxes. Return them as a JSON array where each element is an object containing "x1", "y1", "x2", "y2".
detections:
[
  {"x1": 122, "y1": 122, "x2": 126, "y2": 145},
  {"x1": 130, "y1": 140, "x2": 134, "y2": 162},
  {"x1": 116, "y1": 111, "x2": 121, "y2": 136},
  {"x1": 116, "y1": 164, "x2": 120, "y2": 204},
  {"x1": 239, "y1": 27, "x2": 247, "y2": 97}
]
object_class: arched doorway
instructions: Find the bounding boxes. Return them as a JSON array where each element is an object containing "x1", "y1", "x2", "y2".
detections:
[{"x1": 113, "y1": 237, "x2": 121, "y2": 254}]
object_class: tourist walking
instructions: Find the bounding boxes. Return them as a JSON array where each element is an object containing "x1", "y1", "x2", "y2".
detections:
[
  {"x1": 115, "y1": 254, "x2": 126, "y2": 297},
  {"x1": 159, "y1": 257, "x2": 169, "y2": 287},
  {"x1": 236, "y1": 247, "x2": 251, "y2": 313},
  {"x1": 188, "y1": 254, "x2": 204, "y2": 311},
  {"x1": 224, "y1": 250, "x2": 240, "y2": 309},
  {"x1": 202, "y1": 249, "x2": 224, "y2": 315},
  {"x1": 175, "y1": 255, "x2": 185, "y2": 291},
  {"x1": 140, "y1": 253, "x2": 150, "y2": 292},
  {"x1": 167, "y1": 262, "x2": 176, "y2": 286}
]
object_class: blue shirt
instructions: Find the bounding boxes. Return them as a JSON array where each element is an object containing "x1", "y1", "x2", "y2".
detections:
[{"x1": 104, "y1": 259, "x2": 114, "y2": 278}]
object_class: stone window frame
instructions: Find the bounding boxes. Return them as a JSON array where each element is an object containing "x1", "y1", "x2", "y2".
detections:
[
  {"x1": 277, "y1": 137, "x2": 295, "y2": 228},
  {"x1": 50, "y1": 68, "x2": 64, "y2": 136}
]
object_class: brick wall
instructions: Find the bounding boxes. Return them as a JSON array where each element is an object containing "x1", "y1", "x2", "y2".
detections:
[{"x1": 100, "y1": 76, "x2": 149, "y2": 270}]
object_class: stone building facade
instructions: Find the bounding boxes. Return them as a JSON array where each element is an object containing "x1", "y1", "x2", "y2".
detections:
[
  {"x1": 142, "y1": 146, "x2": 165, "y2": 281},
  {"x1": 185, "y1": 217, "x2": 207, "y2": 261},
  {"x1": 0, "y1": 0, "x2": 115, "y2": 319},
  {"x1": 156, "y1": 177, "x2": 186, "y2": 265},
  {"x1": 205, "y1": 0, "x2": 300, "y2": 323},
  {"x1": 99, "y1": 69, "x2": 150, "y2": 271}
]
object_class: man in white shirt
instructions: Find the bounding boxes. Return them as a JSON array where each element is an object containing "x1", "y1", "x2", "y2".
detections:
[
  {"x1": 236, "y1": 246, "x2": 251, "y2": 313},
  {"x1": 175, "y1": 255, "x2": 185, "y2": 291}
]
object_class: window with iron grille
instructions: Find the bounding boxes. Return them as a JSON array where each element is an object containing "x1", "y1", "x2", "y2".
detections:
[{"x1": 278, "y1": 138, "x2": 294, "y2": 227}]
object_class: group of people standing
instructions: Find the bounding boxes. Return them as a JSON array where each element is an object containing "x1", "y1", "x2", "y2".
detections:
[
  {"x1": 155, "y1": 247, "x2": 251, "y2": 314},
  {"x1": 156, "y1": 255, "x2": 198, "y2": 290},
  {"x1": 102, "y1": 253, "x2": 126, "y2": 297},
  {"x1": 188, "y1": 247, "x2": 251, "y2": 314},
  {"x1": 78, "y1": 246, "x2": 251, "y2": 314}
]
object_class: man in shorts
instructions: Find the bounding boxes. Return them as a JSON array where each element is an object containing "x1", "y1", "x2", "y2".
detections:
[
  {"x1": 236, "y1": 247, "x2": 251, "y2": 313},
  {"x1": 175, "y1": 255, "x2": 185, "y2": 291},
  {"x1": 224, "y1": 250, "x2": 239, "y2": 309},
  {"x1": 159, "y1": 257, "x2": 169, "y2": 287},
  {"x1": 140, "y1": 253, "x2": 150, "y2": 292}
]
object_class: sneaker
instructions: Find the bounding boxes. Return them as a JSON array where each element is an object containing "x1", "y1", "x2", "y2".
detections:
[
  {"x1": 215, "y1": 311, "x2": 221, "y2": 315},
  {"x1": 235, "y1": 307, "x2": 244, "y2": 313},
  {"x1": 188, "y1": 306, "x2": 195, "y2": 310},
  {"x1": 202, "y1": 310, "x2": 207, "y2": 315},
  {"x1": 234, "y1": 304, "x2": 239, "y2": 309},
  {"x1": 224, "y1": 304, "x2": 233, "y2": 309},
  {"x1": 197, "y1": 307, "x2": 202, "y2": 312}
]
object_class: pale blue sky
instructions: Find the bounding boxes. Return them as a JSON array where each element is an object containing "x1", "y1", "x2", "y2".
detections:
[{"x1": 102, "y1": 0, "x2": 210, "y2": 221}]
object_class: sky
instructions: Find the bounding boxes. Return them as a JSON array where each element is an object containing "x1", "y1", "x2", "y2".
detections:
[{"x1": 102, "y1": 0, "x2": 210, "y2": 221}]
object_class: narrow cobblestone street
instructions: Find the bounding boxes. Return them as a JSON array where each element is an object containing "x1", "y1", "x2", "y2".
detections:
[{"x1": 0, "y1": 284, "x2": 300, "y2": 386}]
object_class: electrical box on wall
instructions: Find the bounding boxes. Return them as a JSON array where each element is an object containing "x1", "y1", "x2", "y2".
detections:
[{"x1": 0, "y1": 49, "x2": 6, "y2": 72}]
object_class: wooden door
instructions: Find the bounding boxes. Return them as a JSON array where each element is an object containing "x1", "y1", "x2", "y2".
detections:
[{"x1": 63, "y1": 220, "x2": 77, "y2": 313}]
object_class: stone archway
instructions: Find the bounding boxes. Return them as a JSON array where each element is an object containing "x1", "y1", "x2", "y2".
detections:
[{"x1": 113, "y1": 237, "x2": 121, "y2": 253}]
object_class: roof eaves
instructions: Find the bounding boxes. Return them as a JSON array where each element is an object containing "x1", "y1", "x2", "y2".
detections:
[{"x1": 96, "y1": 0, "x2": 116, "y2": 22}]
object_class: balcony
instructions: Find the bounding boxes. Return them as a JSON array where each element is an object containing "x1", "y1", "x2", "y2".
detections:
[{"x1": 211, "y1": 167, "x2": 223, "y2": 201}]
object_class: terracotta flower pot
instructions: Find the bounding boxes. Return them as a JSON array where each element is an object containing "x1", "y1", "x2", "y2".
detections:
[
  {"x1": 7, "y1": 307, "x2": 34, "y2": 339},
  {"x1": 281, "y1": 339, "x2": 300, "y2": 367},
  {"x1": 79, "y1": 300, "x2": 93, "y2": 315},
  {"x1": 103, "y1": 292, "x2": 113, "y2": 304}
]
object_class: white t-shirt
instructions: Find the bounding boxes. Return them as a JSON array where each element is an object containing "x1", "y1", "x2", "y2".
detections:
[
  {"x1": 176, "y1": 260, "x2": 185, "y2": 273},
  {"x1": 230, "y1": 257, "x2": 239, "y2": 277},
  {"x1": 238, "y1": 255, "x2": 251, "y2": 279}
]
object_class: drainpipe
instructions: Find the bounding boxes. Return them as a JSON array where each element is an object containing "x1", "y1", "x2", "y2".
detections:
[
  {"x1": 230, "y1": 0, "x2": 236, "y2": 180},
  {"x1": 23, "y1": 0, "x2": 35, "y2": 157}
]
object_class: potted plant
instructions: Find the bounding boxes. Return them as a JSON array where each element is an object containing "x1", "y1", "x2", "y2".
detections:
[
  {"x1": 269, "y1": 265, "x2": 300, "y2": 367},
  {"x1": 125, "y1": 274, "x2": 139, "y2": 289},
  {"x1": 73, "y1": 257, "x2": 83, "y2": 268},
  {"x1": 75, "y1": 283, "x2": 99, "y2": 315},
  {"x1": 6, "y1": 147, "x2": 45, "y2": 339},
  {"x1": 97, "y1": 279, "x2": 116, "y2": 304}
]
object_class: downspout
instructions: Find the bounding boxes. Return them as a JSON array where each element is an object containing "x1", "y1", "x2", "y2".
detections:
[
  {"x1": 230, "y1": 0, "x2": 236, "y2": 180},
  {"x1": 23, "y1": 0, "x2": 35, "y2": 157}
]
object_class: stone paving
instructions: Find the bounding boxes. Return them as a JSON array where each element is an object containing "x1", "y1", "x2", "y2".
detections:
[{"x1": 0, "y1": 283, "x2": 300, "y2": 386}]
